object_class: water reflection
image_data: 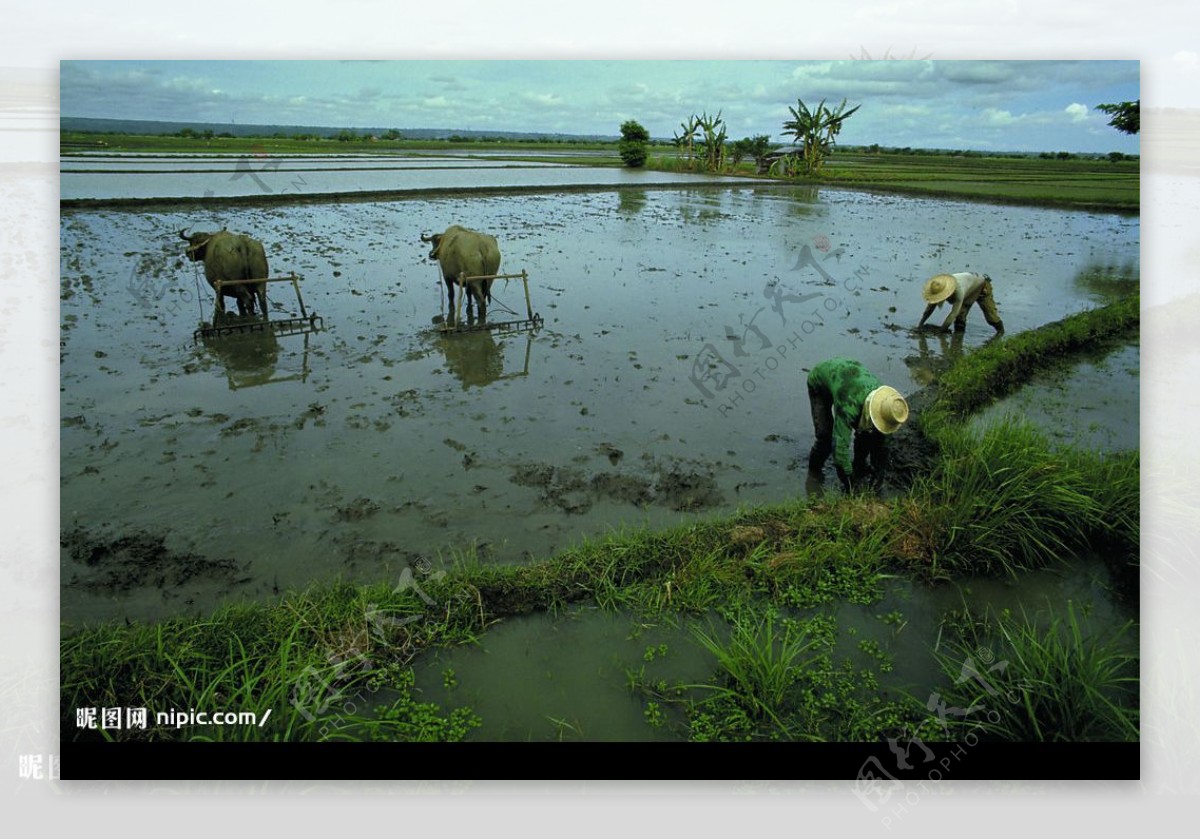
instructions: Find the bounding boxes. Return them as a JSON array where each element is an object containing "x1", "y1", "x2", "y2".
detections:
[
  {"x1": 617, "y1": 189, "x2": 647, "y2": 215},
  {"x1": 199, "y1": 320, "x2": 317, "y2": 390},
  {"x1": 434, "y1": 330, "x2": 535, "y2": 389},
  {"x1": 1072, "y1": 260, "x2": 1139, "y2": 303},
  {"x1": 904, "y1": 329, "x2": 967, "y2": 387}
]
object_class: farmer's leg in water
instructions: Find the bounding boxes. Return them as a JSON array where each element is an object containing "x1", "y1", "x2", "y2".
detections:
[
  {"x1": 978, "y1": 277, "x2": 1004, "y2": 333},
  {"x1": 808, "y1": 383, "x2": 834, "y2": 473}
]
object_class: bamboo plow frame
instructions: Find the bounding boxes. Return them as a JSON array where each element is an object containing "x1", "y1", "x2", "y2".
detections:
[
  {"x1": 212, "y1": 273, "x2": 309, "y2": 318},
  {"x1": 441, "y1": 270, "x2": 542, "y2": 335}
]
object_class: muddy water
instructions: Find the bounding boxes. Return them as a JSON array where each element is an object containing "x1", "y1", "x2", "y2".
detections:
[
  {"x1": 410, "y1": 557, "x2": 1134, "y2": 741},
  {"x1": 59, "y1": 186, "x2": 1139, "y2": 625},
  {"x1": 970, "y1": 342, "x2": 1140, "y2": 452}
]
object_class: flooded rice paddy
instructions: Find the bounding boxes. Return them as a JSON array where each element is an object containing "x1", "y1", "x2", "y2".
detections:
[
  {"x1": 59, "y1": 156, "x2": 1139, "y2": 648},
  {"x1": 59, "y1": 153, "x2": 1140, "y2": 741},
  {"x1": 60, "y1": 154, "x2": 1137, "y2": 739},
  {"x1": 60, "y1": 151, "x2": 751, "y2": 201}
]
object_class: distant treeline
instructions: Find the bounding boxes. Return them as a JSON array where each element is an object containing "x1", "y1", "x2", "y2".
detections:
[
  {"x1": 59, "y1": 116, "x2": 617, "y2": 144},
  {"x1": 60, "y1": 117, "x2": 1137, "y2": 161},
  {"x1": 857, "y1": 143, "x2": 1137, "y2": 162}
]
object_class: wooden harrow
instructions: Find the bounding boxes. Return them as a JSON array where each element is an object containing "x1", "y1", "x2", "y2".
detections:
[
  {"x1": 439, "y1": 270, "x2": 543, "y2": 336},
  {"x1": 193, "y1": 273, "x2": 324, "y2": 342}
]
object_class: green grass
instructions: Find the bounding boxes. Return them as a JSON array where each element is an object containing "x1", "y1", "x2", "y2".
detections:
[
  {"x1": 656, "y1": 609, "x2": 938, "y2": 742},
  {"x1": 920, "y1": 294, "x2": 1140, "y2": 439},
  {"x1": 60, "y1": 130, "x2": 639, "y2": 158},
  {"x1": 931, "y1": 602, "x2": 1138, "y2": 741},
  {"x1": 688, "y1": 610, "x2": 820, "y2": 730},
  {"x1": 900, "y1": 419, "x2": 1139, "y2": 579},
  {"x1": 61, "y1": 581, "x2": 485, "y2": 742},
  {"x1": 817, "y1": 151, "x2": 1138, "y2": 210}
]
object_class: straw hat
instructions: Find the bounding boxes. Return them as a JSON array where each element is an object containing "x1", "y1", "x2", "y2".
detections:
[
  {"x1": 922, "y1": 273, "x2": 957, "y2": 304},
  {"x1": 865, "y1": 386, "x2": 909, "y2": 434}
]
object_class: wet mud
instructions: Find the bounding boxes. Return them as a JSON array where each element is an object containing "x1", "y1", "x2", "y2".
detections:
[
  {"x1": 509, "y1": 455, "x2": 723, "y2": 515},
  {"x1": 61, "y1": 528, "x2": 249, "y2": 597}
]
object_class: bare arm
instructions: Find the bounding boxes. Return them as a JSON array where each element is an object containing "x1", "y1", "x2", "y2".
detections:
[{"x1": 941, "y1": 295, "x2": 964, "y2": 330}]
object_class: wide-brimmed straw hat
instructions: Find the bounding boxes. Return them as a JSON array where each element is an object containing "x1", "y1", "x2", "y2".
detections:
[
  {"x1": 922, "y1": 273, "x2": 957, "y2": 304},
  {"x1": 865, "y1": 386, "x2": 909, "y2": 434}
]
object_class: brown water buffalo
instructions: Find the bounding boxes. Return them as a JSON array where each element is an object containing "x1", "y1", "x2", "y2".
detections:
[
  {"x1": 420, "y1": 225, "x2": 501, "y2": 322},
  {"x1": 179, "y1": 228, "x2": 270, "y2": 318}
]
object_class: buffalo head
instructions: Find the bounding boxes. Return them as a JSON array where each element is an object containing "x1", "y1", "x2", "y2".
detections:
[
  {"x1": 419, "y1": 231, "x2": 444, "y2": 261},
  {"x1": 179, "y1": 228, "x2": 215, "y2": 262}
]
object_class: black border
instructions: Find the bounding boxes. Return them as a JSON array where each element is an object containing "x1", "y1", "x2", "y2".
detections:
[{"x1": 63, "y1": 741, "x2": 1139, "y2": 781}]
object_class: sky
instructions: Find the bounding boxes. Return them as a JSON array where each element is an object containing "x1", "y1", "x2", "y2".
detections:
[{"x1": 59, "y1": 59, "x2": 1142, "y2": 154}]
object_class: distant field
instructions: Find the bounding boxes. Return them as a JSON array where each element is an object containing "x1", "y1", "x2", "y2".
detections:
[
  {"x1": 814, "y1": 151, "x2": 1139, "y2": 211},
  {"x1": 59, "y1": 131, "x2": 1138, "y2": 212},
  {"x1": 58, "y1": 131, "x2": 631, "y2": 157}
]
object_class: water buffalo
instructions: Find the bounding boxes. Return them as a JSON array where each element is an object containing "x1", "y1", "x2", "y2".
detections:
[
  {"x1": 179, "y1": 228, "x2": 270, "y2": 318},
  {"x1": 421, "y1": 225, "x2": 501, "y2": 322}
]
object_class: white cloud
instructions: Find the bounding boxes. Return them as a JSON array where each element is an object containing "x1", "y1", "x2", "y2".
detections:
[
  {"x1": 521, "y1": 92, "x2": 562, "y2": 107},
  {"x1": 982, "y1": 107, "x2": 1018, "y2": 125},
  {"x1": 1065, "y1": 102, "x2": 1089, "y2": 122}
]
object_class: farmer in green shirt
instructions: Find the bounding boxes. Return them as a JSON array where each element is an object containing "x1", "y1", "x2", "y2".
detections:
[{"x1": 807, "y1": 358, "x2": 910, "y2": 492}]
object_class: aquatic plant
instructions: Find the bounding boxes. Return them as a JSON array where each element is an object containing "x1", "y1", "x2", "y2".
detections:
[
  {"x1": 930, "y1": 602, "x2": 1138, "y2": 742},
  {"x1": 676, "y1": 610, "x2": 927, "y2": 742},
  {"x1": 900, "y1": 419, "x2": 1137, "y2": 578},
  {"x1": 688, "y1": 610, "x2": 818, "y2": 729}
]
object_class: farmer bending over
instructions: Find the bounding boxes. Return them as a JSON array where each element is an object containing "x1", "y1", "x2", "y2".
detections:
[
  {"x1": 807, "y1": 358, "x2": 910, "y2": 493},
  {"x1": 918, "y1": 272, "x2": 1004, "y2": 334}
]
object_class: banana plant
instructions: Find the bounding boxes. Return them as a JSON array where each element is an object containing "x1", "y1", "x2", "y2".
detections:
[{"x1": 782, "y1": 97, "x2": 861, "y2": 176}]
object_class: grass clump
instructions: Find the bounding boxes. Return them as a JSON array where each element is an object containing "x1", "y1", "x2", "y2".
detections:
[
  {"x1": 930, "y1": 602, "x2": 1138, "y2": 742},
  {"x1": 896, "y1": 419, "x2": 1139, "y2": 578},
  {"x1": 61, "y1": 580, "x2": 485, "y2": 742},
  {"x1": 634, "y1": 606, "x2": 933, "y2": 742}
]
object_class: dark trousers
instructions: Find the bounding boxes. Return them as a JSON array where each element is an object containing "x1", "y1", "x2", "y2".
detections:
[{"x1": 807, "y1": 384, "x2": 888, "y2": 485}]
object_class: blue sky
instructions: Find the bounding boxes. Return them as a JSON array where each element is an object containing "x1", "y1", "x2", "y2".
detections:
[{"x1": 60, "y1": 59, "x2": 1141, "y2": 154}]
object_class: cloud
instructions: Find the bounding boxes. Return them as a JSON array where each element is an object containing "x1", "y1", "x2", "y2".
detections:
[
  {"x1": 982, "y1": 107, "x2": 1019, "y2": 126},
  {"x1": 521, "y1": 92, "x2": 562, "y2": 107},
  {"x1": 1065, "y1": 102, "x2": 1089, "y2": 122}
]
